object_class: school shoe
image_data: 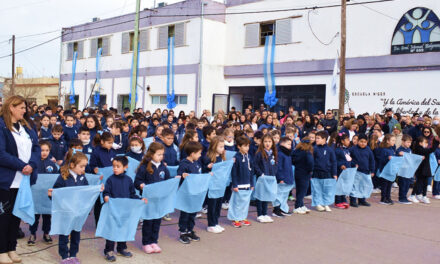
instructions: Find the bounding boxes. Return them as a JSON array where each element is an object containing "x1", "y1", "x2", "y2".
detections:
[
  {"x1": 381, "y1": 198, "x2": 393, "y2": 205},
  {"x1": 216, "y1": 225, "x2": 225, "y2": 231},
  {"x1": 433, "y1": 195, "x2": 440, "y2": 200},
  {"x1": 324, "y1": 206, "x2": 332, "y2": 212},
  {"x1": 392, "y1": 182, "x2": 398, "y2": 188},
  {"x1": 342, "y1": 202, "x2": 350, "y2": 208},
  {"x1": 334, "y1": 203, "x2": 346, "y2": 209},
  {"x1": 264, "y1": 215, "x2": 274, "y2": 223},
  {"x1": 151, "y1": 244, "x2": 162, "y2": 253},
  {"x1": 257, "y1": 216, "x2": 267, "y2": 223},
  {"x1": 179, "y1": 233, "x2": 191, "y2": 244},
  {"x1": 350, "y1": 201, "x2": 359, "y2": 208},
  {"x1": 408, "y1": 195, "x2": 420, "y2": 203},
  {"x1": 187, "y1": 231, "x2": 200, "y2": 242},
  {"x1": 281, "y1": 210, "x2": 293, "y2": 216},
  {"x1": 222, "y1": 202, "x2": 229, "y2": 210},
  {"x1": 301, "y1": 206, "x2": 311, "y2": 213},
  {"x1": 420, "y1": 196, "x2": 431, "y2": 204},
  {"x1": 59, "y1": 258, "x2": 71, "y2": 264},
  {"x1": 7, "y1": 251, "x2": 21, "y2": 264},
  {"x1": 416, "y1": 195, "x2": 423, "y2": 201},
  {"x1": 27, "y1": 235, "x2": 36, "y2": 246},
  {"x1": 196, "y1": 213, "x2": 202, "y2": 218},
  {"x1": 240, "y1": 220, "x2": 251, "y2": 226},
  {"x1": 163, "y1": 214, "x2": 172, "y2": 221},
  {"x1": 117, "y1": 250, "x2": 132, "y2": 258},
  {"x1": 142, "y1": 244, "x2": 155, "y2": 254},
  {"x1": 272, "y1": 209, "x2": 284, "y2": 218},
  {"x1": 70, "y1": 257, "x2": 81, "y2": 264},
  {"x1": 43, "y1": 234, "x2": 53, "y2": 244},
  {"x1": 293, "y1": 207, "x2": 306, "y2": 215},
  {"x1": 104, "y1": 252, "x2": 116, "y2": 262},
  {"x1": 200, "y1": 207, "x2": 208, "y2": 214},
  {"x1": 304, "y1": 195, "x2": 312, "y2": 200},
  {"x1": 316, "y1": 205, "x2": 325, "y2": 212},
  {"x1": 232, "y1": 221, "x2": 242, "y2": 228},
  {"x1": 398, "y1": 199, "x2": 412, "y2": 205},
  {"x1": 427, "y1": 185, "x2": 432, "y2": 192},
  {"x1": 358, "y1": 200, "x2": 371, "y2": 207},
  {"x1": 207, "y1": 226, "x2": 222, "y2": 234}
]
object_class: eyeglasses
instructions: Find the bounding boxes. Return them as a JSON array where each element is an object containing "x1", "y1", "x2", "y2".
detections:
[
  {"x1": 423, "y1": 131, "x2": 430, "y2": 134},
  {"x1": 326, "y1": 113, "x2": 332, "y2": 115}
]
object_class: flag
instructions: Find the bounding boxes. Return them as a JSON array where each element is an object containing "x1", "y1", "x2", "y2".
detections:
[
  {"x1": 13, "y1": 176, "x2": 35, "y2": 225},
  {"x1": 253, "y1": 175, "x2": 277, "y2": 202},
  {"x1": 208, "y1": 160, "x2": 234, "y2": 199},
  {"x1": 335, "y1": 168, "x2": 357, "y2": 196},
  {"x1": 31, "y1": 174, "x2": 58, "y2": 215},
  {"x1": 263, "y1": 35, "x2": 278, "y2": 107},
  {"x1": 166, "y1": 37, "x2": 176, "y2": 109},
  {"x1": 378, "y1": 156, "x2": 403, "y2": 182},
  {"x1": 331, "y1": 55, "x2": 339, "y2": 96},
  {"x1": 226, "y1": 150, "x2": 236, "y2": 161},
  {"x1": 398, "y1": 153, "x2": 423, "y2": 179},
  {"x1": 350, "y1": 172, "x2": 373, "y2": 198},
  {"x1": 311, "y1": 178, "x2": 336, "y2": 206},
  {"x1": 272, "y1": 183, "x2": 294, "y2": 212},
  {"x1": 227, "y1": 189, "x2": 252, "y2": 221},
  {"x1": 175, "y1": 174, "x2": 211, "y2": 213},
  {"x1": 141, "y1": 178, "x2": 180, "y2": 220}
]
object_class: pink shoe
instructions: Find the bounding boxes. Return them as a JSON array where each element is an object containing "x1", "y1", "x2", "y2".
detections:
[
  {"x1": 151, "y1": 243, "x2": 162, "y2": 253},
  {"x1": 142, "y1": 244, "x2": 154, "y2": 254}
]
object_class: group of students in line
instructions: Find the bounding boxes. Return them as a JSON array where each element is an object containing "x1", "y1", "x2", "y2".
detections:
[{"x1": 23, "y1": 106, "x2": 440, "y2": 264}]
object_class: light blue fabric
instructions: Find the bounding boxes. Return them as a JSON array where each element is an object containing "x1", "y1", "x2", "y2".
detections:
[
  {"x1": 95, "y1": 198, "x2": 144, "y2": 242},
  {"x1": 93, "y1": 48, "x2": 102, "y2": 106},
  {"x1": 398, "y1": 153, "x2": 423, "y2": 179},
  {"x1": 429, "y1": 153, "x2": 438, "y2": 176},
  {"x1": 253, "y1": 175, "x2": 277, "y2": 202},
  {"x1": 272, "y1": 183, "x2": 294, "y2": 212},
  {"x1": 291, "y1": 165, "x2": 296, "y2": 188},
  {"x1": 378, "y1": 156, "x2": 403, "y2": 182},
  {"x1": 31, "y1": 174, "x2": 58, "y2": 215},
  {"x1": 141, "y1": 177, "x2": 180, "y2": 220},
  {"x1": 85, "y1": 173, "x2": 102, "y2": 186},
  {"x1": 69, "y1": 51, "x2": 77, "y2": 104},
  {"x1": 335, "y1": 168, "x2": 357, "y2": 196},
  {"x1": 13, "y1": 176, "x2": 35, "y2": 225},
  {"x1": 227, "y1": 189, "x2": 252, "y2": 221},
  {"x1": 167, "y1": 166, "x2": 178, "y2": 178},
  {"x1": 175, "y1": 174, "x2": 211, "y2": 213},
  {"x1": 166, "y1": 37, "x2": 176, "y2": 109},
  {"x1": 435, "y1": 166, "x2": 440, "y2": 181},
  {"x1": 226, "y1": 150, "x2": 236, "y2": 161},
  {"x1": 143, "y1": 137, "x2": 154, "y2": 149},
  {"x1": 350, "y1": 172, "x2": 374, "y2": 198},
  {"x1": 85, "y1": 154, "x2": 90, "y2": 161},
  {"x1": 98, "y1": 166, "x2": 114, "y2": 203},
  {"x1": 126, "y1": 156, "x2": 140, "y2": 182},
  {"x1": 311, "y1": 178, "x2": 336, "y2": 206},
  {"x1": 263, "y1": 35, "x2": 278, "y2": 107},
  {"x1": 208, "y1": 160, "x2": 234, "y2": 199},
  {"x1": 50, "y1": 185, "x2": 101, "y2": 236}
]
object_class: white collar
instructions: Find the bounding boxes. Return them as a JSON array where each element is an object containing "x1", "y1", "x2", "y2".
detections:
[
  {"x1": 69, "y1": 169, "x2": 78, "y2": 181},
  {"x1": 151, "y1": 160, "x2": 161, "y2": 168}
]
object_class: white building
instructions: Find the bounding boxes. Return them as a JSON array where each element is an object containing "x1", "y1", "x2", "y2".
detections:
[{"x1": 60, "y1": 0, "x2": 440, "y2": 116}]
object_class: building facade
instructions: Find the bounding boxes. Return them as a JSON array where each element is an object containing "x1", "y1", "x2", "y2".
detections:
[{"x1": 59, "y1": 0, "x2": 440, "y2": 115}]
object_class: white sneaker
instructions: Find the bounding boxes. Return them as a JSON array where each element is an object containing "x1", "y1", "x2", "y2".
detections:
[
  {"x1": 257, "y1": 216, "x2": 267, "y2": 223},
  {"x1": 222, "y1": 202, "x2": 229, "y2": 210},
  {"x1": 264, "y1": 215, "x2": 274, "y2": 223},
  {"x1": 316, "y1": 205, "x2": 325, "y2": 212},
  {"x1": 200, "y1": 207, "x2": 208, "y2": 214},
  {"x1": 427, "y1": 185, "x2": 432, "y2": 193},
  {"x1": 293, "y1": 207, "x2": 306, "y2": 215},
  {"x1": 301, "y1": 206, "x2": 311, "y2": 213},
  {"x1": 372, "y1": 188, "x2": 381, "y2": 194},
  {"x1": 304, "y1": 195, "x2": 312, "y2": 200},
  {"x1": 421, "y1": 196, "x2": 431, "y2": 204},
  {"x1": 215, "y1": 225, "x2": 225, "y2": 232},
  {"x1": 416, "y1": 195, "x2": 423, "y2": 201},
  {"x1": 207, "y1": 226, "x2": 222, "y2": 234},
  {"x1": 408, "y1": 195, "x2": 419, "y2": 203},
  {"x1": 324, "y1": 205, "x2": 332, "y2": 212},
  {"x1": 433, "y1": 195, "x2": 440, "y2": 200},
  {"x1": 392, "y1": 182, "x2": 398, "y2": 188},
  {"x1": 196, "y1": 213, "x2": 202, "y2": 218}
]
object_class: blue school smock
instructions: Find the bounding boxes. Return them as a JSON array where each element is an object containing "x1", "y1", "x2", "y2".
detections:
[
  {"x1": 291, "y1": 149, "x2": 314, "y2": 179},
  {"x1": 335, "y1": 146, "x2": 354, "y2": 176},
  {"x1": 276, "y1": 146, "x2": 294, "y2": 184},
  {"x1": 38, "y1": 158, "x2": 59, "y2": 174},
  {"x1": 231, "y1": 152, "x2": 254, "y2": 188},
  {"x1": 103, "y1": 173, "x2": 139, "y2": 199},
  {"x1": 49, "y1": 136, "x2": 68, "y2": 161},
  {"x1": 312, "y1": 144, "x2": 337, "y2": 179},
  {"x1": 254, "y1": 150, "x2": 277, "y2": 177},
  {"x1": 134, "y1": 162, "x2": 171, "y2": 195},
  {"x1": 89, "y1": 146, "x2": 116, "y2": 169}
]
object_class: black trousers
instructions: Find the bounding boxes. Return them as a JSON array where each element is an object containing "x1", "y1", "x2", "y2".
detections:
[
  {"x1": 412, "y1": 176, "x2": 428, "y2": 196},
  {"x1": 29, "y1": 214, "x2": 51, "y2": 235},
  {"x1": 0, "y1": 188, "x2": 20, "y2": 254},
  {"x1": 142, "y1": 219, "x2": 162, "y2": 245},
  {"x1": 222, "y1": 184, "x2": 232, "y2": 203},
  {"x1": 295, "y1": 175, "x2": 310, "y2": 209},
  {"x1": 104, "y1": 240, "x2": 127, "y2": 254},
  {"x1": 207, "y1": 197, "x2": 222, "y2": 227},
  {"x1": 398, "y1": 176, "x2": 411, "y2": 201},
  {"x1": 255, "y1": 200, "x2": 267, "y2": 216},
  {"x1": 59, "y1": 231, "x2": 80, "y2": 259},
  {"x1": 335, "y1": 195, "x2": 347, "y2": 204},
  {"x1": 94, "y1": 198, "x2": 102, "y2": 227},
  {"x1": 178, "y1": 211, "x2": 196, "y2": 233},
  {"x1": 380, "y1": 178, "x2": 392, "y2": 200}
]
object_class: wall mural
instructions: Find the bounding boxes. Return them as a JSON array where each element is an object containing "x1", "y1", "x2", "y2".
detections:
[{"x1": 391, "y1": 7, "x2": 440, "y2": 54}]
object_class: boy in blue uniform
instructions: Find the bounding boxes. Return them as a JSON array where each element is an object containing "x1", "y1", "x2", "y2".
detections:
[
  {"x1": 397, "y1": 135, "x2": 414, "y2": 204},
  {"x1": 273, "y1": 137, "x2": 294, "y2": 217},
  {"x1": 177, "y1": 141, "x2": 203, "y2": 244},
  {"x1": 102, "y1": 156, "x2": 146, "y2": 261},
  {"x1": 158, "y1": 128, "x2": 179, "y2": 166},
  {"x1": 201, "y1": 126, "x2": 216, "y2": 156},
  {"x1": 49, "y1": 124, "x2": 68, "y2": 166},
  {"x1": 63, "y1": 114, "x2": 78, "y2": 144}
]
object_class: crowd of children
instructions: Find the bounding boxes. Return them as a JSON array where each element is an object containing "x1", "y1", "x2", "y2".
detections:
[{"x1": 22, "y1": 103, "x2": 440, "y2": 263}]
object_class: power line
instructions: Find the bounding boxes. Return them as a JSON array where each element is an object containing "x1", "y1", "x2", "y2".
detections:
[
  {"x1": 0, "y1": 0, "x2": 394, "y2": 60},
  {"x1": 307, "y1": 9, "x2": 340, "y2": 46}
]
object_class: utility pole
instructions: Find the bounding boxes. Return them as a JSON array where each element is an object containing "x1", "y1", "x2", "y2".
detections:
[
  {"x1": 338, "y1": 0, "x2": 346, "y2": 116},
  {"x1": 197, "y1": 1, "x2": 206, "y2": 116},
  {"x1": 130, "y1": 0, "x2": 141, "y2": 112},
  {"x1": 11, "y1": 35, "x2": 15, "y2": 95}
]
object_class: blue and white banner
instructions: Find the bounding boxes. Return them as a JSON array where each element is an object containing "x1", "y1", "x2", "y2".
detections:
[
  {"x1": 350, "y1": 172, "x2": 373, "y2": 198},
  {"x1": 429, "y1": 153, "x2": 438, "y2": 176},
  {"x1": 13, "y1": 176, "x2": 35, "y2": 225},
  {"x1": 311, "y1": 178, "x2": 336, "y2": 207},
  {"x1": 378, "y1": 156, "x2": 403, "y2": 182},
  {"x1": 143, "y1": 137, "x2": 154, "y2": 150},
  {"x1": 175, "y1": 173, "x2": 211, "y2": 213},
  {"x1": 167, "y1": 166, "x2": 179, "y2": 178},
  {"x1": 69, "y1": 51, "x2": 78, "y2": 104},
  {"x1": 166, "y1": 37, "x2": 176, "y2": 109},
  {"x1": 227, "y1": 189, "x2": 252, "y2": 221},
  {"x1": 335, "y1": 168, "x2": 357, "y2": 196},
  {"x1": 208, "y1": 160, "x2": 234, "y2": 199},
  {"x1": 272, "y1": 183, "x2": 294, "y2": 213},
  {"x1": 398, "y1": 153, "x2": 423, "y2": 179},
  {"x1": 254, "y1": 175, "x2": 277, "y2": 202},
  {"x1": 31, "y1": 174, "x2": 58, "y2": 215},
  {"x1": 141, "y1": 178, "x2": 180, "y2": 220},
  {"x1": 263, "y1": 35, "x2": 278, "y2": 108},
  {"x1": 226, "y1": 150, "x2": 236, "y2": 161},
  {"x1": 94, "y1": 48, "x2": 102, "y2": 106}
]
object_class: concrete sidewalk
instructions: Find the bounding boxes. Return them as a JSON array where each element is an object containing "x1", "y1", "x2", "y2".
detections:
[{"x1": 17, "y1": 190, "x2": 440, "y2": 264}]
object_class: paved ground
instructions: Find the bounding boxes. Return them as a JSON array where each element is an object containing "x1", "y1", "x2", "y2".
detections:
[{"x1": 17, "y1": 189, "x2": 440, "y2": 264}]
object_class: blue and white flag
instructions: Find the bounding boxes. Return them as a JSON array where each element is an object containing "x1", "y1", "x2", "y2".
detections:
[
  {"x1": 99, "y1": 166, "x2": 114, "y2": 203},
  {"x1": 13, "y1": 176, "x2": 35, "y2": 225},
  {"x1": 85, "y1": 173, "x2": 102, "y2": 186},
  {"x1": 335, "y1": 168, "x2": 357, "y2": 196},
  {"x1": 208, "y1": 160, "x2": 234, "y2": 199},
  {"x1": 50, "y1": 185, "x2": 101, "y2": 236},
  {"x1": 331, "y1": 55, "x2": 339, "y2": 96},
  {"x1": 378, "y1": 156, "x2": 403, "y2": 182},
  {"x1": 141, "y1": 178, "x2": 180, "y2": 220},
  {"x1": 263, "y1": 35, "x2": 278, "y2": 108},
  {"x1": 175, "y1": 174, "x2": 211, "y2": 213},
  {"x1": 311, "y1": 178, "x2": 336, "y2": 206},
  {"x1": 398, "y1": 153, "x2": 423, "y2": 179},
  {"x1": 350, "y1": 172, "x2": 373, "y2": 198},
  {"x1": 272, "y1": 183, "x2": 294, "y2": 212},
  {"x1": 96, "y1": 198, "x2": 144, "y2": 242},
  {"x1": 429, "y1": 153, "x2": 438, "y2": 176},
  {"x1": 226, "y1": 150, "x2": 236, "y2": 161},
  {"x1": 435, "y1": 166, "x2": 440, "y2": 182},
  {"x1": 31, "y1": 174, "x2": 58, "y2": 215},
  {"x1": 227, "y1": 189, "x2": 252, "y2": 221},
  {"x1": 166, "y1": 37, "x2": 176, "y2": 109},
  {"x1": 94, "y1": 48, "x2": 102, "y2": 106},
  {"x1": 69, "y1": 51, "x2": 78, "y2": 104},
  {"x1": 253, "y1": 175, "x2": 277, "y2": 202},
  {"x1": 167, "y1": 166, "x2": 179, "y2": 178}
]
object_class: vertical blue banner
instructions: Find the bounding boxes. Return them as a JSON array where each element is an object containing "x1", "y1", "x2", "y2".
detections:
[
  {"x1": 69, "y1": 51, "x2": 78, "y2": 104},
  {"x1": 167, "y1": 37, "x2": 176, "y2": 109},
  {"x1": 263, "y1": 35, "x2": 277, "y2": 108},
  {"x1": 94, "y1": 47, "x2": 102, "y2": 106}
]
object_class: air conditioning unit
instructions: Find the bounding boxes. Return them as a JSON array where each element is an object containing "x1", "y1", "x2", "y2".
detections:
[{"x1": 158, "y1": 2, "x2": 167, "y2": 8}]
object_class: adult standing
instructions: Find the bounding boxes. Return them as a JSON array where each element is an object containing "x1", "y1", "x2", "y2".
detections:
[
  {"x1": 0, "y1": 96, "x2": 40, "y2": 264},
  {"x1": 321, "y1": 110, "x2": 338, "y2": 135}
]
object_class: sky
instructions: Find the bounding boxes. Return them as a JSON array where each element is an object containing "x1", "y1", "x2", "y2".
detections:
[{"x1": 0, "y1": 0, "x2": 190, "y2": 78}]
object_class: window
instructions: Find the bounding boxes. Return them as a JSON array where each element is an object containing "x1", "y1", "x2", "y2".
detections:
[
  {"x1": 244, "y1": 18, "x2": 292, "y2": 47},
  {"x1": 91, "y1": 94, "x2": 107, "y2": 108},
  {"x1": 117, "y1": 94, "x2": 131, "y2": 112},
  {"x1": 158, "y1": 23, "x2": 186, "y2": 49},
  {"x1": 260, "y1": 22, "x2": 274, "y2": 46},
  {"x1": 64, "y1": 95, "x2": 79, "y2": 109},
  {"x1": 90, "y1": 36, "x2": 111, "y2": 57},
  {"x1": 151, "y1": 95, "x2": 187, "y2": 105},
  {"x1": 67, "y1": 41, "x2": 84, "y2": 60},
  {"x1": 121, "y1": 30, "x2": 150, "y2": 53}
]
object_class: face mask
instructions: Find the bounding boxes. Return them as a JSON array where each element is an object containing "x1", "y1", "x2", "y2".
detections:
[
  {"x1": 131, "y1": 146, "x2": 143, "y2": 154},
  {"x1": 83, "y1": 113, "x2": 89, "y2": 117},
  {"x1": 433, "y1": 120, "x2": 439, "y2": 126},
  {"x1": 81, "y1": 139, "x2": 90, "y2": 145}
]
